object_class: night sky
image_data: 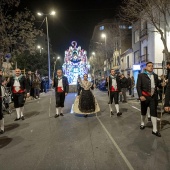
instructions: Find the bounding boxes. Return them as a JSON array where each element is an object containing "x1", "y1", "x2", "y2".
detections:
[{"x1": 20, "y1": 0, "x2": 123, "y2": 58}]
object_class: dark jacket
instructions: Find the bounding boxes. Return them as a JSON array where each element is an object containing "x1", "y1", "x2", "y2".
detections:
[
  {"x1": 7, "y1": 75, "x2": 26, "y2": 92},
  {"x1": 120, "y1": 77, "x2": 128, "y2": 88},
  {"x1": 53, "y1": 76, "x2": 69, "y2": 93},
  {"x1": 137, "y1": 73, "x2": 160, "y2": 97},
  {"x1": 164, "y1": 72, "x2": 170, "y2": 107},
  {"x1": 105, "y1": 75, "x2": 121, "y2": 92}
]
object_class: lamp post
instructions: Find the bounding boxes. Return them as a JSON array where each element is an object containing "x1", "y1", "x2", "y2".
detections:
[
  {"x1": 101, "y1": 33, "x2": 107, "y2": 75},
  {"x1": 37, "y1": 11, "x2": 56, "y2": 89},
  {"x1": 53, "y1": 56, "x2": 60, "y2": 78}
]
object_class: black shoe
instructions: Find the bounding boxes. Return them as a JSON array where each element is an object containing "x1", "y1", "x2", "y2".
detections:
[
  {"x1": 148, "y1": 117, "x2": 151, "y2": 121},
  {"x1": 0, "y1": 130, "x2": 4, "y2": 134},
  {"x1": 152, "y1": 131, "x2": 161, "y2": 137},
  {"x1": 140, "y1": 125, "x2": 145, "y2": 130},
  {"x1": 84, "y1": 115, "x2": 88, "y2": 118},
  {"x1": 111, "y1": 111, "x2": 114, "y2": 115},
  {"x1": 117, "y1": 112, "x2": 122, "y2": 116},
  {"x1": 21, "y1": 116, "x2": 25, "y2": 120},
  {"x1": 54, "y1": 114, "x2": 59, "y2": 118},
  {"x1": 14, "y1": 118, "x2": 20, "y2": 121},
  {"x1": 60, "y1": 113, "x2": 64, "y2": 116}
]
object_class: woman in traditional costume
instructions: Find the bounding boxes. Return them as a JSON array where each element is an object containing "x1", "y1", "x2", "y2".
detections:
[{"x1": 73, "y1": 74, "x2": 100, "y2": 117}]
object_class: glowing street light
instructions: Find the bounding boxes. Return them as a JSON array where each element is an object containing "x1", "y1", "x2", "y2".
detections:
[
  {"x1": 92, "y1": 52, "x2": 95, "y2": 56},
  {"x1": 37, "y1": 10, "x2": 56, "y2": 89},
  {"x1": 37, "y1": 45, "x2": 43, "y2": 54}
]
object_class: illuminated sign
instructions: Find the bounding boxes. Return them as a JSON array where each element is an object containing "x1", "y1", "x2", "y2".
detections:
[{"x1": 133, "y1": 65, "x2": 141, "y2": 70}]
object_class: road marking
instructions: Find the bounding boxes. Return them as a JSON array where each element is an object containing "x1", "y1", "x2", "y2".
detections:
[
  {"x1": 96, "y1": 116, "x2": 134, "y2": 170},
  {"x1": 70, "y1": 104, "x2": 74, "y2": 114},
  {"x1": 131, "y1": 106, "x2": 141, "y2": 111}
]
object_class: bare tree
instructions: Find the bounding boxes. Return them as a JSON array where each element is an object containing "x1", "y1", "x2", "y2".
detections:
[
  {"x1": 0, "y1": 0, "x2": 43, "y2": 58},
  {"x1": 120, "y1": 0, "x2": 170, "y2": 61}
]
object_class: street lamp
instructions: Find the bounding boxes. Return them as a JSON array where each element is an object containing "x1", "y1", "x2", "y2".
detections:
[
  {"x1": 37, "y1": 10, "x2": 56, "y2": 89},
  {"x1": 37, "y1": 45, "x2": 43, "y2": 54}
]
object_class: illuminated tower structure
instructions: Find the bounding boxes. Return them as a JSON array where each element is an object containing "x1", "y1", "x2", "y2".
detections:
[{"x1": 62, "y1": 41, "x2": 90, "y2": 85}]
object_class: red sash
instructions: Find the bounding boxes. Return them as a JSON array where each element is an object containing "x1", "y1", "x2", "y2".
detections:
[
  {"x1": 142, "y1": 91, "x2": 151, "y2": 97},
  {"x1": 56, "y1": 87, "x2": 64, "y2": 92},
  {"x1": 12, "y1": 86, "x2": 25, "y2": 94},
  {"x1": 110, "y1": 86, "x2": 118, "y2": 92}
]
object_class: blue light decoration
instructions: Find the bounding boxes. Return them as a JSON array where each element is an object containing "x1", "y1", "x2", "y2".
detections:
[{"x1": 62, "y1": 41, "x2": 90, "y2": 85}]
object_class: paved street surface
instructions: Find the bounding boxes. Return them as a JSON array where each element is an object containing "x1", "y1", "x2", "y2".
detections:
[{"x1": 0, "y1": 89, "x2": 170, "y2": 170}]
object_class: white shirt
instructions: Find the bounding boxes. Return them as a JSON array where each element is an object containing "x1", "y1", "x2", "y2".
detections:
[
  {"x1": 58, "y1": 78, "x2": 63, "y2": 90},
  {"x1": 13, "y1": 77, "x2": 20, "y2": 87},
  {"x1": 112, "y1": 78, "x2": 117, "y2": 89}
]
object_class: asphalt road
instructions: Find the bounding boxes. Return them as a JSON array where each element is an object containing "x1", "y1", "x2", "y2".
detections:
[{"x1": 0, "y1": 89, "x2": 170, "y2": 170}]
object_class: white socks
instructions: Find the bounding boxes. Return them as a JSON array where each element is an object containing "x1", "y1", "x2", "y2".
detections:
[
  {"x1": 0, "y1": 118, "x2": 4, "y2": 131},
  {"x1": 115, "y1": 104, "x2": 119, "y2": 113},
  {"x1": 151, "y1": 116, "x2": 157, "y2": 133},
  {"x1": 109, "y1": 104, "x2": 113, "y2": 112},
  {"x1": 147, "y1": 108, "x2": 151, "y2": 118},
  {"x1": 56, "y1": 108, "x2": 59, "y2": 115},
  {"x1": 20, "y1": 107, "x2": 24, "y2": 117},
  {"x1": 109, "y1": 104, "x2": 120, "y2": 113},
  {"x1": 16, "y1": 107, "x2": 24, "y2": 118},
  {"x1": 141, "y1": 115, "x2": 146, "y2": 126},
  {"x1": 16, "y1": 108, "x2": 20, "y2": 119}
]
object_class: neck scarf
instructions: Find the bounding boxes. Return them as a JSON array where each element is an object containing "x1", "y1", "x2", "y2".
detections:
[
  {"x1": 110, "y1": 75, "x2": 116, "y2": 79},
  {"x1": 13, "y1": 74, "x2": 23, "y2": 82}
]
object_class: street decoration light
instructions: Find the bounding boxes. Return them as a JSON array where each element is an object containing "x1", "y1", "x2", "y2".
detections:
[{"x1": 37, "y1": 10, "x2": 56, "y2": 89}]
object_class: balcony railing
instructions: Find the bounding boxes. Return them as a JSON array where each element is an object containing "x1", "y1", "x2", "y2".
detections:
[
  {"x1": 134, "y1": 54, "x2": 148, "y2": 64},
  {"x1": 140, "y1": 29, "x2": 148, "y2": 38},
  {"x1": 140, "y1": 54, "x2": 148, "y2": 64}
]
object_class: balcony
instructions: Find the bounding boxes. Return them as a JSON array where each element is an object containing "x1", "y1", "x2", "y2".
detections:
[
  {"x1": 140, "y1": 29, "x2": 148, "y2": 39},
  {"x1": 140, "y1": 54, "x2": 148, "y2": 64},
  {"x1": 134, "y1": 54, "x2": 148, "y2": 65}
]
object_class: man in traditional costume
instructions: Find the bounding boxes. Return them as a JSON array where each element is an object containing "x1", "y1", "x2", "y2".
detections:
[
  {"x1": 105, "y1": 69, "x2": 122, "y2": 116},
  {"x1": 53, "y1": 69, "x2": 69, "y2": 118},
  {"x1": 137, "y1": 62, "x2": 161, "y2": 137},
  {"x1": 7, "y1": 68, "x2": 26, "y2": 121}
]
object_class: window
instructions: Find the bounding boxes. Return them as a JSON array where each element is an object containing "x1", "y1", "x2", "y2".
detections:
[
  {"x1": 127, "y1": 56, "x2": 129, "y2": 68},
  {"x1": 134, "y1": 51, "x2": 140, "y2": 64},
  {"x1": 134, "y1": 30, "x2": 139, "y2": 43}
]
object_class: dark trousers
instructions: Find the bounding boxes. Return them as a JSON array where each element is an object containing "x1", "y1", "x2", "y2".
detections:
[
  {"x1": 34, "y1": 88, "x2": 40, "y2": 98},
  {"x1": 140, "y1": 94, "x2": 158, "y2": 117},
  {"x1": 109, "y1": 91, "x2": 119, "y2": 104},
  {"x1": 55, "y1": 92, "x2": 65, "y2": 107},
  {"x1": 128, "y1": 87, "x2": 131, "y2": 95},
  {"x1": 13, "y1": 93, "x2": 25, "y2": 108}
]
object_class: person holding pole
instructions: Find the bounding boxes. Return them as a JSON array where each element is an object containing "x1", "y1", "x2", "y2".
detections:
[
  {"x1": 137, "y1": 62, "x2": 161, "y2": 137},
  {"x1": 105, "y1": 69, "x2": 122, "y2": 117}
]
